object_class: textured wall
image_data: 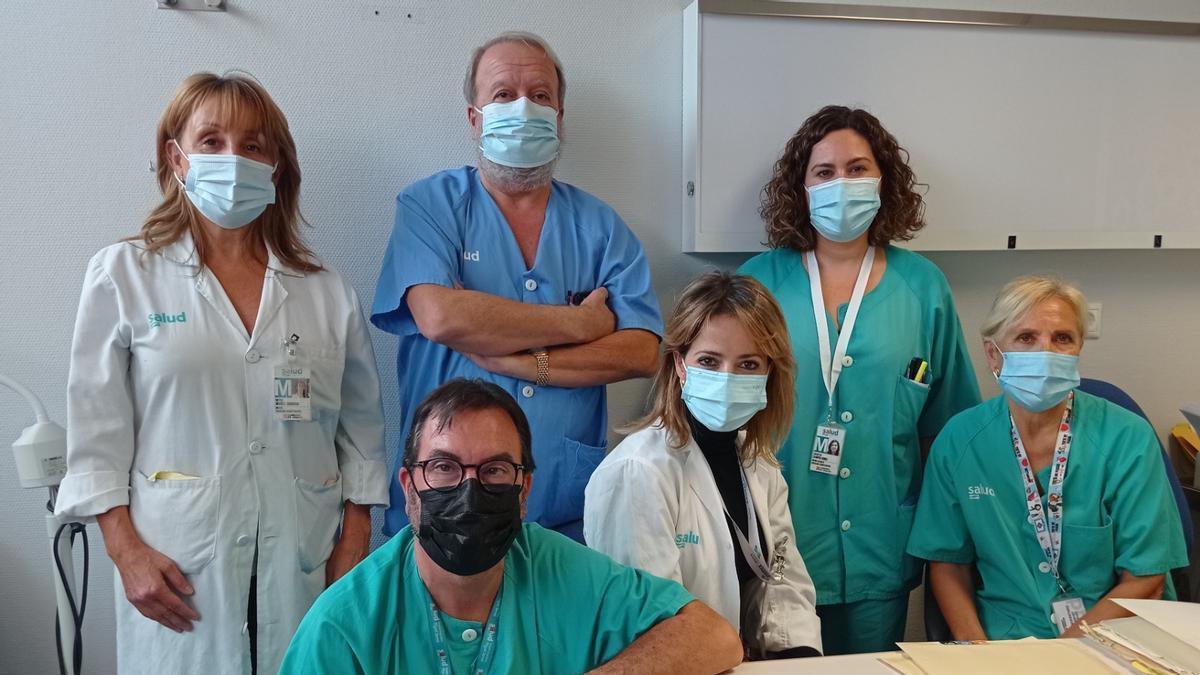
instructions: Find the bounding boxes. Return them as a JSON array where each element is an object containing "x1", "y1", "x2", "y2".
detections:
[{"x1": 1, "y1": 1, "x2": 1197, "y2": 673}]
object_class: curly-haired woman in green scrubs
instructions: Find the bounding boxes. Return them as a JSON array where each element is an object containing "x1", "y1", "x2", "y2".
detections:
[{"x1": 739, "y1": 105, "x2": 980, "y2": 654}]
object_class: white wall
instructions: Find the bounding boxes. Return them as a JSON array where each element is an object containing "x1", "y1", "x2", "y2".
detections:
[{"x1": 0, "y1": 1, "x2": 1196, "y2": 673}]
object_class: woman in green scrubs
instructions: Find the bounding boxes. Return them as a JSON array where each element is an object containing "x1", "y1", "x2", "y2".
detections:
[
  {"x1": 908, "y1": 275, "x2": 1187, "y2": 640},
  {"x1": 739, "y1": 106, "x2": 980, "y2": 654}
]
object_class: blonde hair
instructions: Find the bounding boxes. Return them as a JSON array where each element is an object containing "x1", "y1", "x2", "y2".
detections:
[
  {"x1": 134, "y1": 72, "x2": 321, "y2": 273},
  {"x1": 981, "y1": 275, "x2": 1087, "y2": 341},
  {"x1": 629, "y1": 272, "x2": 795, "y2": 465}
]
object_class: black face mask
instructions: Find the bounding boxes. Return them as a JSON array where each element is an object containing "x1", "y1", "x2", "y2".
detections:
[{"x1": 415, "y1": 479, "x2": 522, "y2": 576}]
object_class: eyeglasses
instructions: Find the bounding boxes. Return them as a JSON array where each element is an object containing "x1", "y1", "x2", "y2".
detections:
[{"x1": 408, "y1": 457, "x2": 526, "y2": 494}]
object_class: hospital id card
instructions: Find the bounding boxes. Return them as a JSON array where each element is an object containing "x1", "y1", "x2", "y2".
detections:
[
  {"x1": 809, "y1": 422, "x2": 845, "y2": 475},
  {"x1": 1051, "y1": 595, "x2": 1086, "y2": 634},
  {"x1": 274, "y1": 365, "x2": 312, "y2": 421}
]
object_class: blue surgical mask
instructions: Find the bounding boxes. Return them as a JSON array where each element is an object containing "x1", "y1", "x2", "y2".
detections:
[
  {"x1": 476, "y1": 97, "x2": 560, "y2": 168},
  {"x1": 993, "y1": 348, "x2": 1080, "y2": 413},
  {"x1": 680, "y1": 366, "x2": 768, "y2": 433},
  {"x1": 172, "y1": 140, "x2": 276, "y2": 230},
  {"x1": 806, "y1": 177, "x2": 881, "y2": 243}
]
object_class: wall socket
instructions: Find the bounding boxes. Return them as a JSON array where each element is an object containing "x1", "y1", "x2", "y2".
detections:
[{"x1": 1086, "y1": 303, "x2": 1102, "y2": 339}]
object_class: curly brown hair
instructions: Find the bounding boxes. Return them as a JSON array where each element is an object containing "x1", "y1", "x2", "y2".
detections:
[{"x1": 760, "y1": 106, "x2": 925, "y2": 251}]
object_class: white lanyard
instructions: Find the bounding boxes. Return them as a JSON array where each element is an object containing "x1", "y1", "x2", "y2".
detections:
[
  {"x1": 1009, "y1": 393, "x2": 1074, "y2": 581},
  {"x1": 806, "y1": 247, "x2": 875, "y2": 420},
  {"x1": 719, "y1": 467, "x2": 773, "y2": 583}
]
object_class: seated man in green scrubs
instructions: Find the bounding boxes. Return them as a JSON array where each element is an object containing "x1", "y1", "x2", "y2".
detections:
[
  {"x1": 281, "y1": 378, "x2": 743, "y2": 674},
  {"x1": 907, "y1": 275, "x2": 1187, "y2": 641}
]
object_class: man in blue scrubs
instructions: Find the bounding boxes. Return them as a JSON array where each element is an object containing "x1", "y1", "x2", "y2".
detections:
[{"x1": 371, "y1": 32, "x2": 661, "y2": 540}]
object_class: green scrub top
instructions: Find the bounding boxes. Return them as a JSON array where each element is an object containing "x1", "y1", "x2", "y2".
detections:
[
  {"x1": 279, "y1": 523, "x2": 694, "y2": 674},
  {"x1": 739, "y1": 246, "x2": 980, "y2": 604},
  {"x1": 907, "y1": 392, "x2": 1188, "y2": 639}
]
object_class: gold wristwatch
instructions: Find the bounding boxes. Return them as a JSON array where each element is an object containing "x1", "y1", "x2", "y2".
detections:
[{"x1": 531, "y1": 349, "x2": 550, "y2": 387}]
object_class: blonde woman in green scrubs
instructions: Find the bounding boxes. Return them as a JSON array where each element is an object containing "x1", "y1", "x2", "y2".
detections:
[
  {"x1": 908, "y1": 276, "x2": 1187, "y2": 639},
  {"x1": 739, "y1": 106, "x2": 980, "y2": 654}
]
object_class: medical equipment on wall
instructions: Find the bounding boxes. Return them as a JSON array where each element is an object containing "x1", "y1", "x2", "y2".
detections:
[{"x1": 2, "y1": 373, "x2": 87, "y2": 675}]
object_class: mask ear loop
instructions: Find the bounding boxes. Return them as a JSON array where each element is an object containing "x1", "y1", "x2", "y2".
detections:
[
  {"x1": 986, "y1": 339, "x2": 1004, "y2": 380},
  {"x1": 168, "y1": 139, "x2": 188, "y2": 189}
]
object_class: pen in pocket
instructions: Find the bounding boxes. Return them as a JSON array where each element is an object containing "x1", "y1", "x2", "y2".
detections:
[{"x1": 904, "y1": 357, "x2": 930, "y2": 384}]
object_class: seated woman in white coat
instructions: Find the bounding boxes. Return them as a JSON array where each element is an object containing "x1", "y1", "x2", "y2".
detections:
[
  {"x1": 54, "y1": 73, "x2": 389, "y2": 675},
  {"x1": 584, "y1": 271, "x2": 822, "y2": 659}
]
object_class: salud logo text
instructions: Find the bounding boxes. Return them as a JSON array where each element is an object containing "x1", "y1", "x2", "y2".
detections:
[
  {"x1": 968, "y1": 484, "x2": 996, "y2": 500},
  {"x1": 148, "y1": 311, "x2": 187, "y2": 329},
  {"x1": 674, "y1": 531, "x2": 701, "y2": 549}
]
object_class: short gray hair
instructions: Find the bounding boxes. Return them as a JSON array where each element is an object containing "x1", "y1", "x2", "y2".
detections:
[
  {"x1": 981, "y1": 275, "x2": 1088, "y2": 342},
  {"x1": 463, "y1": 31, "x2": 566, "y2": 107}
]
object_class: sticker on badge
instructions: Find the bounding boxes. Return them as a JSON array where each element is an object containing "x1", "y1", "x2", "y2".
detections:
[
  {"x1": 274, "y1": 365, "x2": 312, "y2": 421},
  {"x1": 809, "y1": 422, "x2": 845, "y2": 475},
  {"x1": 1052, "y1": 596, "x2": 1086, "y2": 634}
]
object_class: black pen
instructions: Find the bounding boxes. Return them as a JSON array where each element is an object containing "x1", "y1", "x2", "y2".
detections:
[{"x1": 905, "y1": 357, "x2": 922, "y2": 379}]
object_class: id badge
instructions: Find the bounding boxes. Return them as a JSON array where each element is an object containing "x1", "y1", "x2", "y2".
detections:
[
  {"x1": 1051, "y1": 595, "x2": 1086, "y2": 634},
  {"x1": 809, "y1": 422, "x2": 845, "y2": 475},
  {"x1": 274, "y1": 365, "x2": 312, "y2": 421}
]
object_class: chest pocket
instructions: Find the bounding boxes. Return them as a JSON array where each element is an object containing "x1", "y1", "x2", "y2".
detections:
[
  {"x1": 892, "y1": 375, "x2": 931, "y2": 447},
  {"x1": 1060, "y1": 516, "x2": 1117, "y2": 598},
  {"x1": 892, "y1": 375, "x2": 931, "y2": 502}
]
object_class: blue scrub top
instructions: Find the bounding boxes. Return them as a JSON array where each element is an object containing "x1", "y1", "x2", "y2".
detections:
[{"x1": 371, "y1": 167, "x2": 662, "y2": 537}]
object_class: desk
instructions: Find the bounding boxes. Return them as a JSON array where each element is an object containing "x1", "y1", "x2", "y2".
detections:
[{"x1": 733, "y1": 651, "x2": 896, "y2": 673}]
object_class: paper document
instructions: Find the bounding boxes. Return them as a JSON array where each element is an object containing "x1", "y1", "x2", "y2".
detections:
[
  {"x1": 1089, "y1": 617, "x2": 1200, "y2": 674},
  {"x1": 898, "y1": 640, "x2": 1124, "y2": 675},
  {"x1": 879, "y1": 652, "x2": 928, "y2": 675},
  {"x1": 1114, "y1": 600, "x2": 1200, "y2": 652}
]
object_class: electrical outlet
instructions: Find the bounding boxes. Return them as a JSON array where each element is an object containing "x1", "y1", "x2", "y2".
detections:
[{"x1": 1086, "y1": 303, "x2": 1101, "y2": 339}]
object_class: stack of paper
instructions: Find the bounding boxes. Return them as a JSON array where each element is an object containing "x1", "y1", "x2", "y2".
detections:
[
  {"x1": 1081, "y1": 600, "x2": 1200, "y2": 675},
  {"x1": 885, "y1": 639, "x2": 1125, "y2": 674},
  {"x1": 881, "y1": 602, "x2": 1200, "y2": 675}
]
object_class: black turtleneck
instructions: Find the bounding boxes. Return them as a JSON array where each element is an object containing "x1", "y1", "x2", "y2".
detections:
[
  {"x1": 685, "y1": 411, "x2": 822, "y2": 660},
  {"x1": 686, "y1": 410, "x2": 764, "y2": 589}
]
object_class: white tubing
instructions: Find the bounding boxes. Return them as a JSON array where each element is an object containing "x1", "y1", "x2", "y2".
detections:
[{"x1": 0, "y1": 373, "x2": 51, "y2": 423}]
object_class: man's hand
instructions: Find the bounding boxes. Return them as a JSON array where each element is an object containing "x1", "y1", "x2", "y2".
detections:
[
  {"x1": 577, "y1": 287, "x2": 616, "y2": 343},
  {"x1": 407, "y1": 284, "x2": 617, "y2": 356}
]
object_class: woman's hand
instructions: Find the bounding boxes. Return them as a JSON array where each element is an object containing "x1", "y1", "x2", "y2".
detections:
[
  {"x1": 325, "y1": 502, "x2": 372, "y2": 587},
  {"x1": 1058, "y1": 571, "x2": 1165, "y2": 638},
  {"x1": 97, "y1": 506, "x2": 199, "y2": 632}
]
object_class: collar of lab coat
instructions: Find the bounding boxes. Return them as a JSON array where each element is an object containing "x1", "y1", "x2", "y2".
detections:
[
  {"x1": 157, "y1": 230, "x2": 307, "y2": 278},
  {"x1": 678, "y1": 428, "x2": 773, "y2": 549}
]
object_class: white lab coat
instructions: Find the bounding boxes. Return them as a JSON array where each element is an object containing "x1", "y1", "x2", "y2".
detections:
[
  {"x1": 584, "y1": 422, "x2": 822, "y2": 656},
  {"x1": 55, "y1": 233, "x2": 389, "y2": 675}
]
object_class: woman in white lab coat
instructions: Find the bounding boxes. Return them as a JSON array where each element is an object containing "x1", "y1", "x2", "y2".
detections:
[
  {"x1": 584, "y1": 271, "x2": 822, "y2": 659},
  {"x1": 54, "y1": 73, "x2": 389, "y2": 675}
]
